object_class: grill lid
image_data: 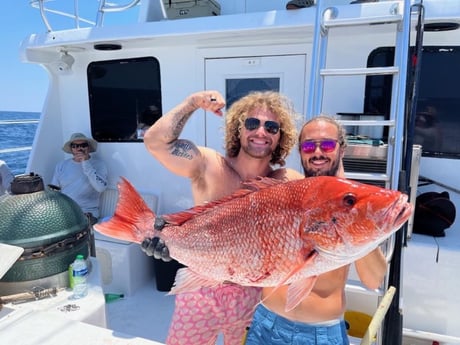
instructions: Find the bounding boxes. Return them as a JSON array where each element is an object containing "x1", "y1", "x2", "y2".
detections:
[{"x1": 0, "y1": 173, "x2": 88, "y2": 249}]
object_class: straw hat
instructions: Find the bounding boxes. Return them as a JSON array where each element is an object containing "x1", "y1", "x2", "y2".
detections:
[{"x1": 62, "y1": 133, "x2": 98, "y2": 153}]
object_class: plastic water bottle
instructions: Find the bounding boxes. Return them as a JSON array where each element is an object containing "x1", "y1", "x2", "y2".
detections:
[{"x1": 72, "y1": 254, "x2": 88, "y2": 299}]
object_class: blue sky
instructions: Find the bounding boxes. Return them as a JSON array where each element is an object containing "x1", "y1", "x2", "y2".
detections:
[
  {"x1": 1, "y1": 1, "x2": 138, "y2": 112},
  {"x1": 2, "y1": 1, "x2": 48, "y2": 112}
]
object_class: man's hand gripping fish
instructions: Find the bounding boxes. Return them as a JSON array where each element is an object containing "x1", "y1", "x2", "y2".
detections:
[{"x1": 94, "y1": 176, "x2": 413, "y2": 311}]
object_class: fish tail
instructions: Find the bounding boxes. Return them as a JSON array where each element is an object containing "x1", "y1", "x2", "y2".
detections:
[{"x1": 94, "y1": 177, "x2": 156, "y2": 243}]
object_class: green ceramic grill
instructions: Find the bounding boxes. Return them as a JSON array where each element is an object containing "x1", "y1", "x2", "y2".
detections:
[{"x1": 0, "y1": 173, "x2": 89, "y2": 282}]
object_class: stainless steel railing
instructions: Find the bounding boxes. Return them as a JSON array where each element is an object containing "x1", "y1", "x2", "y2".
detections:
[
  {"x1": 0, "y1": 119, "x2": 38, "y2": 155},
  {"x1": 29, "y1": 0, "x2": 141, "y2": 31}
]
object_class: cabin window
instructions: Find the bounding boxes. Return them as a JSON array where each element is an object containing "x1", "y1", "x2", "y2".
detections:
[
  {"x1": 225, "y1": 78, "x2": 280, "y2": 108},
  {"x1": 365, "y1": 46, "x2": 460, "y2": 159},
  {"x1": 87, "y1": 57, "x2": 162, "y2": 142}
]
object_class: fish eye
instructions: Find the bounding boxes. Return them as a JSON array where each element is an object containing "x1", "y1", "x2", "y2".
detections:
[{"x1": 343, "y1": 193, "x2": 356, "y2": 207}]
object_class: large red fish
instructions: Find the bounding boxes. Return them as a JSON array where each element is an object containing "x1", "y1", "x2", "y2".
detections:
[{"x1": 94, "y1": 176, "x2": 412, "y2": 311}]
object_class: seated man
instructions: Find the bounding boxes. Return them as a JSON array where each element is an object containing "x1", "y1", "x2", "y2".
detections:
[{"x1": 51, "y1": 133, "x2": 108, "y2": 225}]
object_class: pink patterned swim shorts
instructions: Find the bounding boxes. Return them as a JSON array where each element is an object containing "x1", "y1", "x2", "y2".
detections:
[{"x1": 166, "y1": 284, "x2": 262, "y2": 345}]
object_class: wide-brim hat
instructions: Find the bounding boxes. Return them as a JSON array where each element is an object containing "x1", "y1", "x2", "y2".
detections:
[{"x1": 62, "y1": 133, "x2": 98, "y2": 154}]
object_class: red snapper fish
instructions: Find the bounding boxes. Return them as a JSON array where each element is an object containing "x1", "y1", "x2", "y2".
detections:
[{"x1": 94, "y1": 176, "x2": 413, "y2": 311}]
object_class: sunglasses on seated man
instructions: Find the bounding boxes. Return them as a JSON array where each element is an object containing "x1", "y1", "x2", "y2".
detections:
[
  {"x1": 71, "y1": 142, "x2": 89, "y2": 149},
  {"x1": 300, "y1": 139, "x2": 339, "y2": 154},
  {"x1": 244, "y1": 117, "x2": 281, "y2": 135}
]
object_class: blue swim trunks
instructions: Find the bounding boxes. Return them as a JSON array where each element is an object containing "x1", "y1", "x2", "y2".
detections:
[{"x1": 245, "y1": 303, "x2": 350, "y2": 345}]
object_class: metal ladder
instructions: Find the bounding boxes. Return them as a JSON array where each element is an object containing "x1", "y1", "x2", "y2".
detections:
[
  {"x1": 306, "y1": 1, "x2": 422, "y2": 344},
  {"x1": 307, "y1": 0, "x2": 412, "y2": 190}
]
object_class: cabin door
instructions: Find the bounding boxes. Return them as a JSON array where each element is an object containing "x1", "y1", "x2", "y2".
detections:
[{"x1": 205, "y1": 54, "x2": 306, "y2": 171}]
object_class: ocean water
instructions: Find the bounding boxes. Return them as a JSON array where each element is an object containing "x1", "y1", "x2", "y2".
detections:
[{"x1": 0, "y1": 110, "x2": 40, "y2": 175}]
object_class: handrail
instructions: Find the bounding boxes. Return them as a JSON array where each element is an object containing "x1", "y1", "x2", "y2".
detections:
[
  {"x1": 0, "y1": 147, "x2": 32, "y2": 154},
  {"x1": 0, "y1": 119, "x2": 37, "y2": 154},
  {"x1": 29, "y1": 0, "x2": 141, "y2": 31},
  {"x1": 403, "y1": 328, "x2": 460, "y2": 343},
  {"x1": 0, "y1": 119, "x2": 39, "y2": 154},
  {"x1": 0, "y1": 120, "x2": 39, "y2": 125},
  {"x1": 360, "y1": 286, "x2": 396, "y2": 345},
  {"x1": 30, "y1": 0, "x2": 95, "y2": 31},
  {"x1": 96, "y1": 0, "x2": 141, "y2": 27}
]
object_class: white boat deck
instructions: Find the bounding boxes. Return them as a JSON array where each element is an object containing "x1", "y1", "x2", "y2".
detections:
[
  {"x1": 105, "y1": 277, "x2": 369, "y2": 345},
  {"x1": 0, "y1": 258, "x2": 165, "y2": 345},
  {"x1": 105, "y1": 277, "x2": 176, "y2": 344}
]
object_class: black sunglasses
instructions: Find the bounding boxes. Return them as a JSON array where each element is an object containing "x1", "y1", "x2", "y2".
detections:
[
  {"x1": 71, "y1": 142, "x2": 89, "y2": 149},
  {"x1": 244, "y1": 118, "x2": 280, "y2": 135}
]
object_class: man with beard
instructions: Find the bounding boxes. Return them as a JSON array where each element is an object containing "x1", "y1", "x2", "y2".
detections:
[
  {"x1": 142, "y1": 90, "x2": 302, "y2": 345},
  {"x1": 245, "y1": 115, "x2": 387, "y2": 345}
]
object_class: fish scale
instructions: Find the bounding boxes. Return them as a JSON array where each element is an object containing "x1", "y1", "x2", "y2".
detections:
[{"x1": 95, "y1": 175, "x2": 413, "y2": 311}]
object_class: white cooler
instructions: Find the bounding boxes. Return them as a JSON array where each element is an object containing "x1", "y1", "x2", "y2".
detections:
[
  {"x1": 95, "y1": 188, "x2": 158, "y2": 296},
  {"x1": 95, "y1": 233, "x2": 154, "y2": 297}
]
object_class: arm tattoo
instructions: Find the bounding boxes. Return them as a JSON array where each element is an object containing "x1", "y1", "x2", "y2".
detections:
[
  {"x1": 167, "y1": 103, "x2": 196, "y2": 141},
  {"x1": 166, "y1": 101, "x2": 199, "y2": 159},
  {"x1": 170, "y1": 140, "x2": 197, "y2": 160},
  {"x1": 172, "y1": 112, "x2": 192, "y2": 138}
]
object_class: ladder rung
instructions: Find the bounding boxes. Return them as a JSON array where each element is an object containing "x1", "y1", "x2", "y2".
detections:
[
  {"x1": 324, "y1": 14, "x2": 403, "y2": 28},
  {"x1": 322, "y1": 2, "x2": 403, "y2": 28},
  {"x1": 339, "y1": 120, "x2": 395, "y2": 127},
  {"x1": 320, "y1": 66, "x2": 399, "y2": 77},
  {"x1": 345, "y1": 172, "x2": 389, "y2": 182}
]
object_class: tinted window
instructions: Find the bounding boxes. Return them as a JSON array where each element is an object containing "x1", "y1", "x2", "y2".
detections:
[
  {"x1": 87, "y1": 57, "x2": 162, "y2": 142},
  {"x1": 365, "y1": 46, "x2": 460, "y2": 158},
  {"x1": 225, "y1": 78, "x2": 280, "y2": 108}
]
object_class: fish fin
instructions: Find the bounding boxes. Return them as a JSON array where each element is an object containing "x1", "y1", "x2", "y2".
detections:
[
  {"x1": 284, "y1": 276, "x2": 318, "y2": 312},
  {"x1": 93, "y1": 177, "x2": 156, "y2": 243},
  {"x1": 260, "y1": 250, "x2": 318, "y2": 309},
  {"x1": 168, "y1": 267, "x2": 219, "y2": 295},
  {"x1": 162, "y1": 177, "x2": 283, "y2": 225},
  {"x1": 241, "y1": 176, "x2": 285, "y2": 191},
  {"x1": 163, "y1": 189, "x2": 255, "y2": 226}
]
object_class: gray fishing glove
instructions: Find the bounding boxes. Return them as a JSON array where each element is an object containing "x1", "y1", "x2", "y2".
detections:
[{"x1": 140, "y1": 216, "x2": 172, "y2": 262}]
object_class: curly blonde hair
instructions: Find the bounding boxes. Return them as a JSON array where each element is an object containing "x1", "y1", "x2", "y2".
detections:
[{"x1": 224, "y1": 91, "x2": 299, "y2": 166}]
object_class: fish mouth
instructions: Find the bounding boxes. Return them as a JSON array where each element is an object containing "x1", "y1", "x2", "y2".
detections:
[{"x1": 388, "y1": 194, "x2": 413, "y2": 229}]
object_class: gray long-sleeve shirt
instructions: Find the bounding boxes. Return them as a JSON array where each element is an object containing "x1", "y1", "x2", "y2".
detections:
[{"x1": 51, "y1": 156, "x2": 108, "y2": 217}]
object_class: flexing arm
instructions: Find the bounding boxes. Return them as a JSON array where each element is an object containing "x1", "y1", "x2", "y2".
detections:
[
  {"x1": 141, "y1": 91, "x2": 224, "y2": 259},
  {"x1": 143, "y1": 90, "x2": 225, "y2": 179},
  {"x1": 354, "y1": 247, "x2": 387, "y2": 290}
]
